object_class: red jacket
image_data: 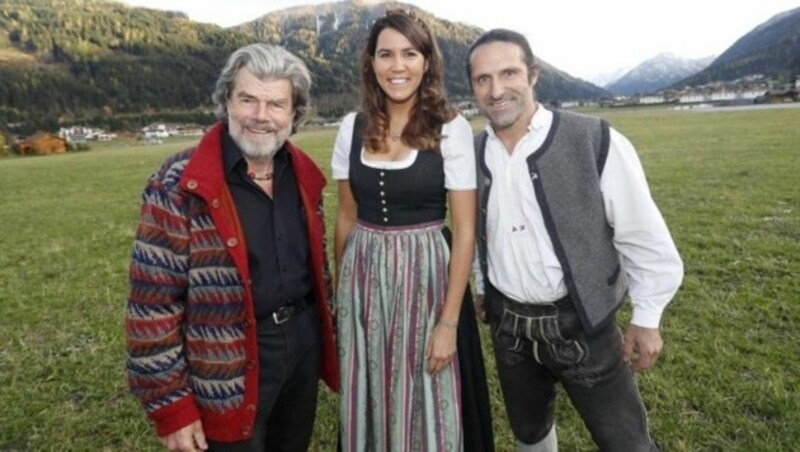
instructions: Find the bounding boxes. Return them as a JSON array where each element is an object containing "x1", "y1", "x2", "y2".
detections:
[{"x1": 126, "y1": 123, "x2": 338, "y2": 442}]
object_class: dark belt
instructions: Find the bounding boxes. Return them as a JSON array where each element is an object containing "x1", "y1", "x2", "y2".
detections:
[
  {"x1": 267, "y1": 297, "x2": 312, "y2": 325},
  {"x1": 487, "y1": 284, "x2": 572, "y2": 313}
]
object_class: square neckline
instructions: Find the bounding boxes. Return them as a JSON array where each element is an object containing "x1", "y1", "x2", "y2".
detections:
[{"x1": 360, "y1": 148, "x2": 419, "y2": 170}]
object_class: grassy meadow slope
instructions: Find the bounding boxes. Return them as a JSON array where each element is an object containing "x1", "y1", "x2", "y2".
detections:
[{"x1": 0, "y1": 106, "x2": 798, "y2": 451}]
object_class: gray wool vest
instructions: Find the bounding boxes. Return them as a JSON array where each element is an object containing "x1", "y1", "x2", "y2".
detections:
[{"x1": 475, "y1": 110, "x2": 629, "y2": 333}]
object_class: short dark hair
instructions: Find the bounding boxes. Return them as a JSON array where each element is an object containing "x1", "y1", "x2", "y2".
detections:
[{"x1": 466, "y1": 28, "x2": 539, "y2": 83}]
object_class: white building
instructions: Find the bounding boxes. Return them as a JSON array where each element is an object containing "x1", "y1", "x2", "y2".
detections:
[
  {"x1": 639, "y1": 95, "x2": 665, "y2": 105},
  {"x1": 738, "y1": 88, "x2": 766, "y2": 100},
  {"x1": 142, "y1": 123, "x2": 173, "y2": 138},
  {"x1": 58, "y1": 126, "x2": 106, "y2": 143},
  {"x1": 678, "y1": 93, "x2": 707, "y2": 104},
  {"x1": 709, "y1": 90, "x2": 736, "y2": 102},
  {"x1": 142, "y1": 123, "x2": 203, "y2": 138}
]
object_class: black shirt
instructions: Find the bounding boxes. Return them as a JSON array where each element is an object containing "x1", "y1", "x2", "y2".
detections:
[{"x1": 222, "y1": 130, "x2": 312, "y2": 320}]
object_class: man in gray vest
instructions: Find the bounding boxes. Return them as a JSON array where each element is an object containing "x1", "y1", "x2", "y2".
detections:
[{"x1": 467, "y1": 29, "x2": 684, "y2": 452}]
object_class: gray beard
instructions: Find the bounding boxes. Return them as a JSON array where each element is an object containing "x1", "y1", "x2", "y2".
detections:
[{"x1": 232, "y1": 129, "x2": 288, "y2": 161}]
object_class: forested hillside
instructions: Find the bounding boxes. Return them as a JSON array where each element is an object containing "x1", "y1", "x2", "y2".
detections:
[
  {"x1": 0, "y1": 0, "x2": 252, "y2": 132},
  {"x1": 0, "y1": 0, "x2": 609, "y2": 134},
  {"x1": 236, "y1": 1, "x2": 484, "y2": 111},
  {"x1": 674, "y1": 7, "x2": 800, "y2": 88}
]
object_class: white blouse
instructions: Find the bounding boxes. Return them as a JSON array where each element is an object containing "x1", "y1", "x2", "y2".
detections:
[{"x1": 331, "y1": 112, "x2": 477, "y2": 191}]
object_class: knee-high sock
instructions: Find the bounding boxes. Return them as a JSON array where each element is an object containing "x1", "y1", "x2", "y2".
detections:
[{"x1": 517, "y1": 425, "x2": 557, "y2": 452}]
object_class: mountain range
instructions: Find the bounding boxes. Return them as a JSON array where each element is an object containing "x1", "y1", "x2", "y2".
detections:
[
  {"x1": 605, "y1": 53, "x2": 715, "y2": 96},
  {"x1": 1, "y1": 0, "x2": 798, "y2": 134},
  {"x1": 585, "y1": 66, "x2": 633, "y2": 89}
]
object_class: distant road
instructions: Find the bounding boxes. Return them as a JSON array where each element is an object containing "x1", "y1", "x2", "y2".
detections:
[{"x1": 691, "y1": 102, "x2": 800, "y2": 113}]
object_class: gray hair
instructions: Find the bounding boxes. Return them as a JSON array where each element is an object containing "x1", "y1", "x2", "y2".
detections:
[{"x1": 212, "y1": 43, "x2": 312, "y2": 133}]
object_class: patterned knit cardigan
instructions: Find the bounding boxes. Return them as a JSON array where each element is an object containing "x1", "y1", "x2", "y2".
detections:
[{"x1": 126, "y1": 123, "x2": 339, "y2": 442}]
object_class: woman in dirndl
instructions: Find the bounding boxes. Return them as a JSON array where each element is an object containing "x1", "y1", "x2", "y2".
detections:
[{"x1": 332, "y1": 8, "x2": 494, "y2": 452}]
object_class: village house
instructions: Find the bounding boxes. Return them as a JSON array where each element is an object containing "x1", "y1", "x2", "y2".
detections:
[
  {"x1": 142, "y1": 123, "x2": 173, "y2": 139},
  {"x1": 639, "y1": 94, "x2": 666, "y2": 105},
  {"x1": 141, "y1": 123, "x2": 205, "y2": 139},
  {"x1": 58, "y1": 126, "x2": 110, "y2": 143},
  {"x1": 175, "y1": 124, "x2": 205, "y2": 137},
  {"x1": 454, "y1": 101, "x2": 479, "y2": 118},
  {"x1": 709, "y1": 89, "x2": 737, "y2": 102},
  {"x1": 759, "y1": 88, "x2": 799, "y2": 103},
  {"x1": 678, "y1": 92, "x2": 708, "y2": 104},
  {"x1": 737, "y1": 87, "x2": 767, "y2": 100}
]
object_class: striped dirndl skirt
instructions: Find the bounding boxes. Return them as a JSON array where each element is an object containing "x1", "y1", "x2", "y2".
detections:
[{"x1": 337, "y1": 219, "x2": 462, "y2": 452}]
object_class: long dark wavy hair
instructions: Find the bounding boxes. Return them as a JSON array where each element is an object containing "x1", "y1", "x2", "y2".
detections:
[{"x1": 360, "y1": 9, "x2": 456, "y2": 153}]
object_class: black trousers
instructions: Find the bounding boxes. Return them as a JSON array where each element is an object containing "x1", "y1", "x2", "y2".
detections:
[
  {"x1": 208, "y1": 306, "x2": 322, "y2": 452},
  {"x1": 486, "y1": 285, "x2": 658, "y2": 452}
]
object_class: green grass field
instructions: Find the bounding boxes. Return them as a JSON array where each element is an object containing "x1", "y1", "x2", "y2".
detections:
[{"x1": 1, "y1": 106, "x2": 798, "y2": 451}]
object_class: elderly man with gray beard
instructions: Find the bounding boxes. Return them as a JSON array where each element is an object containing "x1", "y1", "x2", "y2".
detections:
[{"x1": 126, "y1": 43, "x2": 338, "y2": 452}]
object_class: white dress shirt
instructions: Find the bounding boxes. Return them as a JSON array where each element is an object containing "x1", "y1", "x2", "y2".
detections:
[{"x1": 474, "y1": 105, "x2": 683, "y2": 328}]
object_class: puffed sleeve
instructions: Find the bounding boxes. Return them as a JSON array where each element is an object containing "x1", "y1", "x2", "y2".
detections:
[
  {"x1": 331, "y1": 112, "x2": 358, "y2": 180},
  {"x1": 441, "y1": 114, "x2": 477, "y2": 190}
]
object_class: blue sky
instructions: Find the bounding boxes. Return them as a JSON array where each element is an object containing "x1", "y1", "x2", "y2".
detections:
[{"x1": 117, "y1": 0, "x2": 800, "y2": 79}]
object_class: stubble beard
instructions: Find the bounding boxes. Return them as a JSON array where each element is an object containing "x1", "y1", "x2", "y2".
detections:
[
  {"x1": 486, "y1": 108, "x2": 521, "y2": 132},
  {"x1": 484, "y1": 90, "x2": 537, "y2": 132},
  {"x1": 483, "y1": 96, "x2": 522, "y2": 132}
]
